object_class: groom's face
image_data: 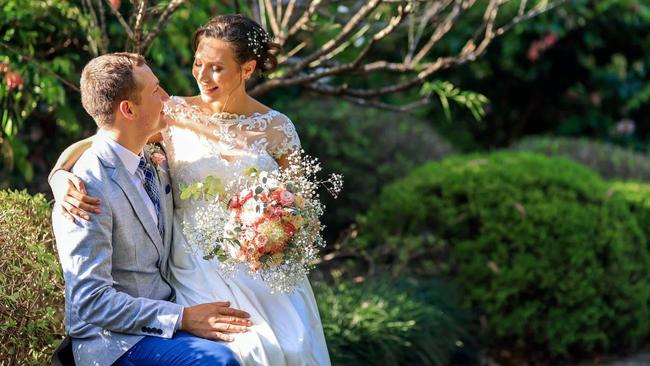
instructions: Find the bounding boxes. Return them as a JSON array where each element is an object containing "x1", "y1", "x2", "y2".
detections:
[{"x1": 131, "y1": 64, "x2": 169, "y2": 135}]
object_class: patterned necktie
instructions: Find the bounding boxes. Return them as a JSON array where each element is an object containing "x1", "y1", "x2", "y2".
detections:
[{"x1": 138, "y1": 156, "x2": 164, "y2": 240}]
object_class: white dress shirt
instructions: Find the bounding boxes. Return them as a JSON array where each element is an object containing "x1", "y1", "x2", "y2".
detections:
[{"x1": 96, "y1": 131, "x2": 158, "y2": 226}]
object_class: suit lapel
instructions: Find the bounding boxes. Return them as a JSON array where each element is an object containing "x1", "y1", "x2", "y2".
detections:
[
  {"x1": 92, "y1": 138, "x2": 164, "y2": 258},
  {"x1": 110, "y1": 167, "x2": 164, "y2": 257}
]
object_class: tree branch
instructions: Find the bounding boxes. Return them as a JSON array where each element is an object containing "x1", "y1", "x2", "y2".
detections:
[
  {"x1": 281, "y1": 0, "x2": 323, "y2": 44},
  {"x1": 305, "y1": 84, "x2": 431, "y2": 114},
  {"x1": 133, "y1": 0, "x2": 148, "y2": 52},
  {"x1": 406, "y1": 0, "x2": 454, "y2": 62},
  {"x1": 410, "y1": 0, "x2": 475, "y2": 65},
  {"x1": 0, "y1": 41, "x2": 80, "y2": 92},
  {"x1": 103, "y1": 0, "x2": 134, "y2": 39},
  {"x1": 284, "y1": 0, "x2": 382, "y2": 78},
  {"x1": 280, "y1": 0, "x2": 298, "y2": 34},
  {"x1": 141, "y1": 0, "x2": 189, "y2": 53},
  {"x1": 263, "y1": 0, "x2": 281, "y2": 36}
]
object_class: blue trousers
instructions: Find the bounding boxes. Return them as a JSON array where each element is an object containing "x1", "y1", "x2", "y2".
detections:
[{"x1": 113, "y1": 331, "x2": 240, "y2": 366}]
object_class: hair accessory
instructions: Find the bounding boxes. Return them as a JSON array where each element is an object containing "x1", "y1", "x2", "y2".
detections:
[{"x1": 246, "y1": 29, "x2": 270, "y2": 58}]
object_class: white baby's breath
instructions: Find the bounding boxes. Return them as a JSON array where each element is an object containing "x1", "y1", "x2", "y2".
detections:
[{"x1": 180, "y1": 151, "x2": 343, "y2": 293}]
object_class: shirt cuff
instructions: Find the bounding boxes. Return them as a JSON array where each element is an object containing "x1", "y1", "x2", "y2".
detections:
[{"x1": 174, "y1": 307, "x2": 184, "y2": 331}]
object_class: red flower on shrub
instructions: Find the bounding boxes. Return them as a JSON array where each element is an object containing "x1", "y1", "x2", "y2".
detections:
[
  {"x1": 4, "y1": 71, "x2": 24, "y2": 91},
  {"x1": 527, "y1": 32, "x2": 558, "y2": 62}
]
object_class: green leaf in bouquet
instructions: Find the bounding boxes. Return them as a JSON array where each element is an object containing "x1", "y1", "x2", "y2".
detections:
[
  {"x1": 255, "y1": 186, "x2": 264, "y2": 195},
  {"x1": 180, "y1": 183, "x2": 198, "y2": 200},
  {"x1": 286, "y1": 182, "x2": 296, "y2": 193},
  {"x1": 217, "y1": 252, "x2": 228, "y2": 262},
  {"x1": 244, "y1": 167, "x2": 259, "y2": 176},
  {"x1": 203, "y1": 175, "x2": 225, "y2": 199}
]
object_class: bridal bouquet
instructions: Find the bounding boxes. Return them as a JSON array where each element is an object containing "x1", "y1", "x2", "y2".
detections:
[{"x1": 181, "y1": 151, "x2": 342, "y2": 293}]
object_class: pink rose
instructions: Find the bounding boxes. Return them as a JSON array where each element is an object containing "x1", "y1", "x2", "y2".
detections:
[
  {"x1": 255, "y1": 234, "x2": 268, "y2": 250},
  {"x1": 228, "y1": 195, "x2": 241, "y2": 209},
  {"x1": 242, "y1": 229, "x2": 256, "y2": 242},
  {"x1": 151, "y1": 152, "x2": 166, "y2": 166},
  {"x1": 279, "y1": 191, "x2": 295, "y2": 207}
]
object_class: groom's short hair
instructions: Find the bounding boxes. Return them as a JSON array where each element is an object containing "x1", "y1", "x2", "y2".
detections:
[{"x1": 80, "y1": 52, "x2": 145, "y2": 128}]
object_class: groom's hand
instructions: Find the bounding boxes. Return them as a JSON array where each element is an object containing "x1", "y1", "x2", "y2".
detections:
[{"x1": 180, "y1": 301, "x2": 253, "y2": 342}]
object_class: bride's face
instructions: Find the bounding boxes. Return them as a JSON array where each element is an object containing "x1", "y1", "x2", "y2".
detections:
[{"x1": 192, "y1": 37, "x2": 254, "y2": 104}]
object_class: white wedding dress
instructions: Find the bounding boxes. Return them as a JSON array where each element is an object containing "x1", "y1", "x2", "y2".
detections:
[{"x1": 161, "y1": 96, "x2": 331, "y2": 366}]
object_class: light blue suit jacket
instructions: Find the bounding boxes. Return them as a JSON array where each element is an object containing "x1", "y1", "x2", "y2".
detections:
[{"x1": 52, "y1": 137, "x2": 182, "y2": 366}]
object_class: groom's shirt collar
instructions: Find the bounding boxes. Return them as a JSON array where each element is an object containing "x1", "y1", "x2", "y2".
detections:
[
  {"x1": 97, "y1": 130, "x2": 143, "y2": 175},
  {"x1": 96, "y1": 130, "x2": 159, "y2": 226}
]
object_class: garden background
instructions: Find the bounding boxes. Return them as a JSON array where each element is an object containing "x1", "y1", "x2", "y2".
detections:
[{"x1": 2, "y1": 0, "x2": 650, "y2": 365}]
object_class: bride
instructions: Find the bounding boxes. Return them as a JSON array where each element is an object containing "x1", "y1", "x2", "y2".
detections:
[{"x1": 50, "y1": 14, "x2": 331, "y2": 366}]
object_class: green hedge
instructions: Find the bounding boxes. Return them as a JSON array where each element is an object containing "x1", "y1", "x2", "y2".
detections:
[
  {"x1": 357, "y1": 152, "x2": 650, "y2": 357},
  {"x1": 0, "y1": 190, "x2": 64, "y2": 366},
  {"x1": 512, "y1": 136, "x2": 650, "y2": 181},
  {"x1": 314, "y1": 278, "x2": 477, "y2": 366}
]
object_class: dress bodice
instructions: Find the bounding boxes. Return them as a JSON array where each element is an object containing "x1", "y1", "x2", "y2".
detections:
[{"x1": 161, "y1": 96, "x2": 301, "y2": 207}]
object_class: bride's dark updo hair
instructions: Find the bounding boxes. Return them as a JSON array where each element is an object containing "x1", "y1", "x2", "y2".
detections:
[{"x1": 192, "y1": 14, "x2": 281, "y2": 76}]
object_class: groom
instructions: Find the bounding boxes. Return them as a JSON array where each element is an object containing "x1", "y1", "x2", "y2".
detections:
[{"x1": 52, "y1": 53, "x2": 250, "y2": 366}]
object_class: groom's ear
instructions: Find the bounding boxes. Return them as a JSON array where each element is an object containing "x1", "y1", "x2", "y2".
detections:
[{"x1": 117, "y1": 100, "x2": 136, "y2": 120}]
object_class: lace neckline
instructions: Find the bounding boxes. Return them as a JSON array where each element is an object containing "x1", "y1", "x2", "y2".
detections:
[{"x1": 169, "y1": 96, "x2": 279, "y2": 122}]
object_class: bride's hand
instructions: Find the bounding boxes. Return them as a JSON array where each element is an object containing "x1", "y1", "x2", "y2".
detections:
[{"x1": 50, "y1": 170, "x2": 102, "y2": 222}]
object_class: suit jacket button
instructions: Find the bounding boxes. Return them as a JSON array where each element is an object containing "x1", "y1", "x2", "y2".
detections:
[
  {"x1": 157, "y1": 329, "x2": 163, "y2": 335},
  {"x1": 165, "y1": 184, "x2": 171, "y2": 194}
]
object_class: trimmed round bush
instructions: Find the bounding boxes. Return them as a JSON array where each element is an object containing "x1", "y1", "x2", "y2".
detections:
[
  {"x1": 357, "y1": 152, "x2": 650, "y2": 357},
  {"x1": 0, "y1": 190, "x2": 64, "y2": 366},
  {"x1": 314, "y1": 277, "x2": 477, "y2": 366},
  {"x1": 609, "y1": 181, "x2": 650, "y2": 249},
  {"x1": 512, "y1": 136, "x2": 650, "y2": 181}
]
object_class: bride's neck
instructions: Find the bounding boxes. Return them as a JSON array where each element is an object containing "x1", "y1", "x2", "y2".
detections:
[{"x1": 203, "y1": 88, "x2": 252, "y2": 115}]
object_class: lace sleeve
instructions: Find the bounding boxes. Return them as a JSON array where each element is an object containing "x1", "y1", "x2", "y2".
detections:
[{"x1": 266, "y1": 113, "x2": 301, "y2": 159}]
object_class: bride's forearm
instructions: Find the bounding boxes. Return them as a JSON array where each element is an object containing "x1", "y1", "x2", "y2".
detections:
[
  {"x1": 48, "y1": 135, "x2": 95, "y2": 182},
  {"x1": 148, "y1": 132, "x2": 163, "y2": 144}
]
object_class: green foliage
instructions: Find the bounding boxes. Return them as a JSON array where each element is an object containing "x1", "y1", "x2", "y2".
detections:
[
  {"x1": 0, "y1": 190, "x2": 63, "y2": 366},
  {"x1": 424, "y1": 0, "x2": 650, "y2": 151},
  {"x1": 513, "y1": 136, "x2": 650, "y2": 181},
  {"x1": 421, "y1": 80, "x2": 488, "y2": 122},
  {"x1": 179, "y1": 175, "x2": 225, "y2": 201},
  {"x1": 0, "y1": 0, "x2": 233, "y2": 188},
  {"x1": 314, "y1": 277, "x2": 477, "y2": 366},
  {"x1": 274, "y1": 97, "x2": 457, "y2": 237},
  {"x1": 1, "y1": 0, "x2": 92, "y2": 186},
  {"x1": 358, "y1": 152, "x2": 650, "y2": 357}
]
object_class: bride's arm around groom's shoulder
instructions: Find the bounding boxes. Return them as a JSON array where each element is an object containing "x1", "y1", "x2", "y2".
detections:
[{"x1": 49, "y1": 135, "x2": 100, "y2": 221}]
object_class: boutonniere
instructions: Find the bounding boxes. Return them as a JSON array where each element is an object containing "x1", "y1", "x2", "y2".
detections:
[{"x1": 144, "y1": 143, "x2": 167, "y2": 174}]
